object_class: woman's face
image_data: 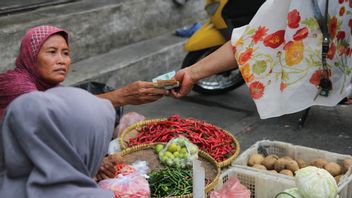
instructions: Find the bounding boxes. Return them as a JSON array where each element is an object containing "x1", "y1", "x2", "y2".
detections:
[{"x1": 36, "y1": 34, "x2": 71, "y2": 84}]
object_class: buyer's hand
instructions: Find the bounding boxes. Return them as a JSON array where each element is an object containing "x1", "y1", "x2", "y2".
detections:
[
  {"x1": 95, "y1": 153, "x2": 124, "y2": 181},
  {"x1": 171, "y1": 67, "x2": 197, "y2": 98},
  {"x1": 171, "y1": 41, "x2": 238, "y2": 98}
]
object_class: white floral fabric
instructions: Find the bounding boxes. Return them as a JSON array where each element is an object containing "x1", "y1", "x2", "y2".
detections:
[{"x1": 231, "y1": 0, "x2": 352, "y2": 118}]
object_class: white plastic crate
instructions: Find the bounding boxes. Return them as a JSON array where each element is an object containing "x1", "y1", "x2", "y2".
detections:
[
  {"x1": 215, "y1": 165, "x2": 295, "y2": 198},
  {"x1": 232, "y1": 140, "x2": 352, "y2": 198}
]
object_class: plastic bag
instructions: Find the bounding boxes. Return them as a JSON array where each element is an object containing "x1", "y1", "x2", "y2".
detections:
[
  {"x1": 158, "y1": 136, "x2": 198, "y2": 168},
  {"x1": 98, "y1": 174, "x2": 150, "y2": 198},
  {"x1": 209, "y1": 176, "x2": 250, "y2": 198},
  {"x1": 108, "y1": 138, "x2": 121, "y2": 154},
  {"x1": 115, "y1": 112, "x2": 145, "y2": 138},
  {"x1": 98, "y1": 161, "x2": 150, "y2": 198}
]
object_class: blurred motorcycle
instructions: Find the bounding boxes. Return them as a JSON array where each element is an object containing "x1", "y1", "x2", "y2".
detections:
[{"x1": 181, "y1": 0, "x2": 265, "y2": 95}]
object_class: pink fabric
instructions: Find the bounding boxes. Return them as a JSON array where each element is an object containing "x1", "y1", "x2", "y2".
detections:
[{"x1": 0, "y1": 25, "x2": 69, "y2": 119}]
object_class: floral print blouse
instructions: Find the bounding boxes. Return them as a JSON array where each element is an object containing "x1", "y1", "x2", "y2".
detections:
[{"x1": 231, "y1": 0, "x2": 352, "y2": 119}]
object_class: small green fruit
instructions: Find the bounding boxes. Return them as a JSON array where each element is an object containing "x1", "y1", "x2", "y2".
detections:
[
  {"x1": 155, "y1": 144, "x2": 164, "y2": 153},
  {"x1": 167, "y1": 143, "x2": 178, "y2": 153}
]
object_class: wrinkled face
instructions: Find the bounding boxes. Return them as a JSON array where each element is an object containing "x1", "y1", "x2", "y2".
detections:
[{"x1": 36, "y1": 34, "x2": 71, "y2": 84}]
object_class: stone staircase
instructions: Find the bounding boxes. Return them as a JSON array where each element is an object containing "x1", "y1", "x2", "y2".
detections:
[{"x1": 0, "y1": 0, "x2": 206, "y2": 87}]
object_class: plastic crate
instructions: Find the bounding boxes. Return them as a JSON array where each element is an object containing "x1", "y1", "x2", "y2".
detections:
[
  {"x1": 215, "y1": 165, "x2": 295, "y2": 198},
  {"x1": 232, "y1": 140, "x2": 352, "y2": 198}
]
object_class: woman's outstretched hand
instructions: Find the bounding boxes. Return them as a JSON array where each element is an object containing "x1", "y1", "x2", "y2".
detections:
[
  {"x1": 171, "y1": 67, "x2": 197, "y2": 98},
  {"x1": 98, "y1": 81, "x2": 169, "y2": 106},
  {"x1": 118, "y1": 81, "x2": 169, "y2": 105},
  {"x1": 171, "y1": 41, "x2": 238, "y2": 98}
]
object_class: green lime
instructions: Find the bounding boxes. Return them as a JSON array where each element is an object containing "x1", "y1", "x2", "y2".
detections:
[
  {"x1": 173, "y1": 151, "x2": 180, "y2": 157},
  {"x1": 180, "y1": 147, "x2": 188, "y2": 154},
  {"x1": 155, "y1": 144, "x2": 164, "y2": 153},
  {"x1": 167, "y1": 143, "x2": 178, "y2": 153}
]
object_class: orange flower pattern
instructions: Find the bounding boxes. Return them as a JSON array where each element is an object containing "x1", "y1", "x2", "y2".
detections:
[
  {"x1": 240, "y1": 64, "x2": 254, "y2": 83},
  {"x1": 293, "y1": 27, "x2": 308, "y2": 41},
  {"x1": 238, "y1": 48, "x2": 254, "y2": 65},
  {"x1": 284, "y1": 40, "x2": 304, "y2": 66},
  {"x1": 232, "y1": 1, "x2": 351, "y2": 105},
  {"x1": 263, "y1": 30, "x2": 285, "y2": 49},
  {"x1": 252, "y1": 26, "x2": 268, "y2": 44},
  {"x1": 329, "y1": 16, "x2": 338, "y2": 39},
  {"x1": 249, "y1": 81, "x2": 265, "y2": 99},
  {"x1": 288, "y1": 9, "x2": 301, "y2": 29}
]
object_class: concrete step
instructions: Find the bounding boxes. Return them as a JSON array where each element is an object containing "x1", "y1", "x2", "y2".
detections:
[
  {"x1": 0, "y1": 0, "x2": 205, "y2": 72},
  {"x1": 63, "y1": 32, "x2": 187, "y2": 87}
]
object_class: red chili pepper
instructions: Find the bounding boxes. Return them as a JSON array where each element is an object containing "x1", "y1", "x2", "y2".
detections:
[{"x1": 128, "y1": 115, "x2": 236, "y2": 162}]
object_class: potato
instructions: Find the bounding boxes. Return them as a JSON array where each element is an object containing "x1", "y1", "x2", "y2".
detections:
[
  {"x1": 274, "y1": 158, "x2": 289, "y2": 172},
  {"x1": 342, "y1": 159, "x2": 352, "y2": 174},
  {"x1": 297, "y1": 159, "x2": 308, "y2": 169},
  {"x1": 286, "y1": 160, "x2": 299, "y2": 173},
  {"x1": 253, "y1": 164, "x2": 267, "y2": 170},
  {"x1": 280, "y1": 169, "x2": 294, "y2": 176},
  {"x1": 311, "y1": 158, "x2": 328, "y2": 168},
  {"x1": 334, "y1": 175, "x2": 342, "y2": 184},
  {"x1": 282, "y1": 156, "x2": 293, "y2": 161},
  {"x1": 248, "y1": 153, "x2": 264, "y2": 166},
  {"x1": 324, "y1": 162, "x2": 342, "y2": 176},
  {"x1": 262, "y1": 155, "x2": 279, "y2": 170},
  {"x1": 268, "y1": 170, "x2": 278, "y2": 173}
]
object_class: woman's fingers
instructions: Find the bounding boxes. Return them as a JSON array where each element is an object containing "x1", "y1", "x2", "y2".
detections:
[
  {"x1": 128, "y1": 81, "x2": 169, "y2": 96},
  {"x1": 99, "y1": 164, "x2": 115, "y2": 178},
  {"x1": 143, "y1": 87, "x2": 169, "y2": 95},
  {"x1": 108, "y1": 153, "x2": 124, "y2": 165},
  {"x1": 99, "y1": 172, "x2": 110, "y2": 180},
  {"x1": 96, "y1": 174, "x2": 102, "y2": 181},
  {"x1": 171, "y1": 69, "x2": 195, "y2": 98}
]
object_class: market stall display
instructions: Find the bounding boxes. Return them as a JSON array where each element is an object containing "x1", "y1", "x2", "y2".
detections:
[
  {"x1": 118, "y1": 143, "x2": 221, "y2": 198},
  {"x1": 229, "y1": 140, "x2": 352, "y2": 198},
  {"x1": 120, "y1": 115, "x2": 240, "y2": 167}
]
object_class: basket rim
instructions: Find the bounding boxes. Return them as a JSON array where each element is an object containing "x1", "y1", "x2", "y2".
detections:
[
  {"x1": 118, "y1": 143, "x2": 221, "y2": 198},
  {"x1": 119, "y1": 118, "x2": 240, "y2": 168}
]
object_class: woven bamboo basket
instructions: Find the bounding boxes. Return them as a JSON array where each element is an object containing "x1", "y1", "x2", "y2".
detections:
[
  {"x1": 119, "y1": 118, "x2": 240, "y2": 168},
  {"x1": 118, "y1": 143, "x2": 221, "y2": 198}
]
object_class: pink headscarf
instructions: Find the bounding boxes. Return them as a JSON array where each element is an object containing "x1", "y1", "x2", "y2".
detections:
[{"x1": 0, "y1": 25, "x2": 69, "y2": 119}]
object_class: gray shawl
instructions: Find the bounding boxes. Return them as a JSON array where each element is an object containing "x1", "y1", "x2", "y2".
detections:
[{"x1": 0, "y1": 87, "x2": 115, "y2": 198}]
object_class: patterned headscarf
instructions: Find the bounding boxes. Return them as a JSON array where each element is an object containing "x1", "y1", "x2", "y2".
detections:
[{"x1": 0, "y1": 25, "x2": 69, "y2": 119}]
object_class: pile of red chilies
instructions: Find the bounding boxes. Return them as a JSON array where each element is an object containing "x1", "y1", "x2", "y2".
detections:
[{"x1": 128, "y1": 115, "x2": 237, "y2": 162}]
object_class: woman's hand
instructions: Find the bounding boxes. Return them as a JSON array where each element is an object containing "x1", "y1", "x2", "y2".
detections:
[
  {"x1": 171, "y1": 67, "x2": 197, "y2": 98},
  {"x1": 171, "y1": 41, "x2": 238, "y2": 98},
  {"x1": 118, "y1": 81, "x2": 169, "y2": 105},
  {"x1": 95, "y1": 153, "x2": 124, "y2": 181},
  {"x1": 98, "y1": 81, "x2": 169, "y2": 106}
]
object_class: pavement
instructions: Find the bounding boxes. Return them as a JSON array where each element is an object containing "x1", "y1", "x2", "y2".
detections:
[{"x1": 124, "y1": 84, "x2": 352, "y2": 157}]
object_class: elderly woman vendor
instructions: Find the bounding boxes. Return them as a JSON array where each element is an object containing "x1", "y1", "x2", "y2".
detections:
[
  {"x1": 0, "y1": 25, "x2": 164, "y2": 181},
  {"x1": 0, "y1": 25, "x2": 168, "y2": 120}
]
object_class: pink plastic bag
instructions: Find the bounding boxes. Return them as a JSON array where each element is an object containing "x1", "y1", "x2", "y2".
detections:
[
  {"x1": 114, "y1": 112, "x2": 145, "y2": 138},
  {"x1": 210, "y1": 177, "x2": 250, "y2": 198},
  {"x1": 98, "y1": 161, "x2": 150, "y2": 198},
  {"x1": 98, "y1": 174, "x2": 150, "y2": 198}
]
